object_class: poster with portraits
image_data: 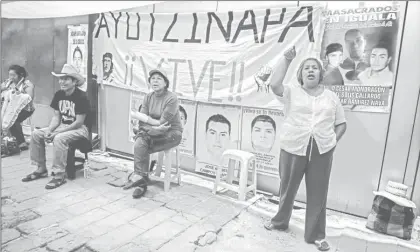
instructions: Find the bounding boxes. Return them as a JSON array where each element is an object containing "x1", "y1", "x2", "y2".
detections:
[
  {"x1": 195, "y1": 103, "x2": 241, "y2": 178},
  {"x1": 128, "y1": 92, "x2": 146, "y2": 143},
  {"x1": 240, "y1": 107, "x2": 284, "y2": 177},
  {"x1": 321, "y1": 3, "x2": 404, "y2": 113},
  {"x1": 178, "y1": 99, "x2": 196, "y2": 156},
  {"x1": 68, "y1": 24, "x2": 88, "y2": 91}
]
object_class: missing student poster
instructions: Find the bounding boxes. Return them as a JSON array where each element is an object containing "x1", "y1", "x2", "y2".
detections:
[
  {"x1": 68, "y1": 24, "x2": 88, "y2": 91},
  {"x1": 178, "y1": 99, "x2": 196, "y2": 156},
  {"x1": 195, "y1": 103, "x2": 241, "y2": 178},
  {"x1": 240, "y1": 107, "x2": 284, "y2": 177}
]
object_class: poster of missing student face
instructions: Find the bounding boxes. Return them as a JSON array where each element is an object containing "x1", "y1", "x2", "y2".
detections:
[
  {"x1": 240, "y1": 107, "x2": 284, "y2": 177},
  {"x1": 129, "y1": 92, "x2": 146, "y2": 143},
  {"x1": 178, "y1": 99, "x2": 196, "y2": 156},
  {"x1": 320, "y1": 3, "x2": 405, "y2": 113},
  {"x1": 195, "y1": 103, "x2": 241, "y2": 178},
  {"x1": 67, "y1": 25, "x2": 88, "y2": 85}
]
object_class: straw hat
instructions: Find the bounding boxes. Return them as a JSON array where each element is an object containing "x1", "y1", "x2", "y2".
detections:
[
  {"x1": 51, "y1": 64, "x2": 85, "y2": 86},
  {"x1": 373, "y1": 181, "x2": 416, "y2": 208}
]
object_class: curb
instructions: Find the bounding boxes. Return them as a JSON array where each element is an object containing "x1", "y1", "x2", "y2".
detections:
[{"x1": 247, "y1": 203, "x2": 420, "y2": 252}]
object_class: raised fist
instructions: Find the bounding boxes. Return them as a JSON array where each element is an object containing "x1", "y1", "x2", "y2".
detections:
[
  {"x1": 284, "y1": 46, "x2": 297, "y2": 61},
  {"x1": 254, "y1": 65, "x2": 273, "y2": 93}
]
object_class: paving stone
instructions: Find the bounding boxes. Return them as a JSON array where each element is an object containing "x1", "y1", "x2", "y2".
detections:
[
  {"x1": 92, "y1": 207, "x2": 146, "y2": 229},
  {"x1": 47, "y1": 233, "x2": 89, "y2": 252},
  {"x1": 188, "y1": 196, "x2": 227, "y2": 218},
  {"x1": 133, "y1": 220, "x2": 187, "y2": 250},
  {"x1": 133, "y1": 198, "x2": 165, "y2": 212},
  {"x1": 28, "y1": 247, "x2": 50, "y2": 252},
  {"x1": 337, "y1": 235, "x2": 368, "y2": 252},
  {"x1": 100, "y1": 191, "x2": 127, "y2": 201},
  {"x1": 170, "y1": 213, "x2": 201, "y2": 227},
  {"x1": 3, "y1": 226, "x2": 68, "y2": 252},
  {"x1": 2, "y1": 209, "x2": 39, "y2": 229},
  {"x1": 397, "y1": 244, "x2": 420, "y2": 252},
  {"x1": 77, "y1": 223, "x2": 115, "y2": 239},
  {"x1": 130, "y1": 207, "x2": 178, "y2": 230},
  {"x1": 12, "y1": 187, "x2": 48, "y2": 203},
  {"x1": 65, "y1": 196, "x2": 111, "y2": 215},
  {"x1": 164, "y1": 194, "x2": 203, "y2": 213},
  {"x1": 100, "y1": 198, "x2": 132, "y2": 214},
  {"x1": 87, "y1": 224, "x2": 146, "y2": 251},
  {"x1": 2, "y1": 237, "x2": 36, "y2": 252},
  {"x1": 1, "y1": 228, "x2": 21, "y2": 244},
  {"x1": 366, "y1": 240, "x2": 398, "y2": 252},
  {"x1": 113, "y1": 242, "x2": 151, "y2": 252},
  {"x1": 17, "y1": 209, "x2": 73, "y2": 234},
  {"x1": 2, "y1": 197, "x2": 47, "y2": 216},
  {"x1": 154, "y1": 223, "x2": 203, "y2": 252},
  {"x1": 61, "y1": 208, "x2": 112, "y2": 232}
]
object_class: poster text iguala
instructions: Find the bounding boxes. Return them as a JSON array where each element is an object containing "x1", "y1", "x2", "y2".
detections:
[{"x1": 323, "y1": 5, "x2": 399, "y2": 30}]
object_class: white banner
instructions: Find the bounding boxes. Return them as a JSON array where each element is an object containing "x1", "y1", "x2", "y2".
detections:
[
  {"x1": 68, "y1": 24, "x2": 88, "y2": 91},
  {"x1": 93, "y1": 6, "x2": 325, "y2": 109}
]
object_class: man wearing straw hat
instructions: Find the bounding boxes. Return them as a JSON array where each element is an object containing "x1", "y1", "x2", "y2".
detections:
[{"x1": 21, "y1": 64, "x2": 90, "y2": 190}]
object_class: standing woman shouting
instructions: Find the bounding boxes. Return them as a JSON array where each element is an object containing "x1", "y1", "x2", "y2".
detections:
[
  {"x1": 1, "y1": 65, "x2": 35, "y2": 150},
  {"x1": 261, "y1": 47, "x2": 347, "y2": 251}
]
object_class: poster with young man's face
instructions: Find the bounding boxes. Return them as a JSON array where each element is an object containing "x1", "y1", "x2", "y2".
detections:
[
  {"x1": 128, "y1": 92, "x2": 146, "y2": 142},
  {"x1": 195, "y1": 103, "x2": 241, "y2": 178},
  {"x1": 321, "y1": 3, "x2": 405, "y2": 113},
  {"x1": 240, "y1": 107, "x2": 284, "y2": 177},
  {"x1": 178, "y1": 99, "x2": 196, "y2": 156}
]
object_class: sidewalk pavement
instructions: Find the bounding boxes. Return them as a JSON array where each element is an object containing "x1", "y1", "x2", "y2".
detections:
[{"x1": 1, "y1": 146, "x2": 420, "y2": 252}]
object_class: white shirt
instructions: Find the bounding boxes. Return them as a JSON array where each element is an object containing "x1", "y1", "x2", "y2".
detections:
[
  {"x1": 358, "y1": 67, "x2": 393, "y2": 87},
  {"x1": 275, "y1": 84, "x2": 346, "y2": 156}
]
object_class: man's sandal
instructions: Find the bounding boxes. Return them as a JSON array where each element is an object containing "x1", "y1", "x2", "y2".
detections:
[
  {"x1": 45, "y1": 177, "x2": 67, "y2": 190},
  {"x1": 314, "y1": 239, "x2": 330, "y2": 251},
  {"x1": 22, "y1": 171, "x2": 48, "y2": 182}
]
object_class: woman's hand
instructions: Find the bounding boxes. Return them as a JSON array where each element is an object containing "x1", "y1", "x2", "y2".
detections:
[
  {"x1": 147, "y1": 122, "x2": 171, "y2": 136},
  {"x1": 284, "y1": 46, "x2": 297, "y2": 61}
]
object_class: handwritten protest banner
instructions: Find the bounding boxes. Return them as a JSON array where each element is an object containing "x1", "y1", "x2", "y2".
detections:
[{"x1": 93, "y1": 6, "x2": 325, "y2": 109}]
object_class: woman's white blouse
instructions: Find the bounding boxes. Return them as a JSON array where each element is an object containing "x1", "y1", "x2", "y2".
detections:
[{"x1": 276, "y1": 84, "x2": 346, "y2": 156}]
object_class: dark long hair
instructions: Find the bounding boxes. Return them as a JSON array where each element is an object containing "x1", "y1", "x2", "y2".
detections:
[{"x1": 8, "y1": 65, "x2": 28, "y2": 80}]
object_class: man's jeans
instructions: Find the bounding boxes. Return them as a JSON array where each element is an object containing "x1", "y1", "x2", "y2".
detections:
[{"x1": 30, "y1": 124, "x2": 89, "y2": 176}]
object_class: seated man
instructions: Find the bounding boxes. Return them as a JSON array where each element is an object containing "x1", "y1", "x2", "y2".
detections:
[{"x1": 22, "y1": 64, "x2": 90, "y2": 190}]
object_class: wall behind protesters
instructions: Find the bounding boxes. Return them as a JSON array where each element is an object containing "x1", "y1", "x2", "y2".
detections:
[
  {"x1": 99, "y1": 1, "x2": 418, "y2": 217},
  {"x1": 1, "y1": 15, "x2": 98, "y2": 133}
]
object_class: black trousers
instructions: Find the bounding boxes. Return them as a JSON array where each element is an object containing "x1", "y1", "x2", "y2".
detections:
[
  {"x1": 9, "y1": 109, "x2": 34, "y2": 145},
  {"x1": 271, "y1": 139, "x2": 335, "y2": 243}
]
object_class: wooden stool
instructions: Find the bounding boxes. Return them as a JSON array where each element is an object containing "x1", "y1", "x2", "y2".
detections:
[
  {"x1": 212, "y1": 149, "x2": 257, "y2": 201},
  {"x1": 150, "y1": 147, "x2": 181, "y2": 192}
]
